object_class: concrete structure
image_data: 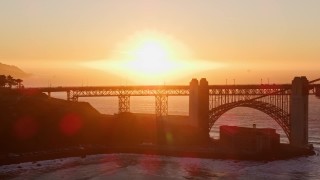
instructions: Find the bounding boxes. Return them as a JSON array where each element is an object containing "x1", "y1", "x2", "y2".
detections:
[
  {"x1": 290, "y1": 76, "x2": 309, "y2": 147},
  {"x1": 220, "y1": 125, "x2": 280, "y2": 153},
  {"x1": 188, "y1": 78, "x2": 209, "y2": 139},
  {"x1": 198, "y1": 78, "x2": 209, "y2": 139},
  {"x1": 189, "y1": 79, "x2": 199, "y2": 127}
]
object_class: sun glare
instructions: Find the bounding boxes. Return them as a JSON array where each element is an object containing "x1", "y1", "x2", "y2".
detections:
[
  {"x1": 126, "y1": 38, "x2": 175, "y2": 75},
  {"x1": 81, "y1": 30, "x2": 224, "y2": 84}
]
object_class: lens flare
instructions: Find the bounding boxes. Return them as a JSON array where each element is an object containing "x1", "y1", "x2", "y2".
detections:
[{"x1": 59, "y1": 113, "x2": 83, "y2": 136}]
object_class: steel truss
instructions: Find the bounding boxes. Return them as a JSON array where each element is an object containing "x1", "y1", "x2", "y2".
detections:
[
  {"x1": 67, "y1": 90, "x2": 78, "y2": 101},
  {"x1": 65, "y1": 87, "x2": 177, "y2": 116},
  {"x1": 155, "y1": 95, "x2": 168, "y2": 117},
  {"x1": 208, "y1": 86, "x2": 291, "y2": 139},
  {"x1": 62, "y1": 86, "x2": 189, "y2": 99},
  {"x1": 118, "y1": 96, "x2": 130, "y2": 113}
]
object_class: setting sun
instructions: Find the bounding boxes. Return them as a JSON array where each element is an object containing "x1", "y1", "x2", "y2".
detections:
[
  {"x1": 125, "y1": 36, "x2": 174, "y2": 75},
  {"x1": 82, "y1": 30, "x2": 223, "y2": 84}
]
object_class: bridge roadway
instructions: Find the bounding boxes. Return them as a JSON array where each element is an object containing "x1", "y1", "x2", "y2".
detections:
[{"x1": 24, "y1": 84, "x2": 320, "y2": 97}]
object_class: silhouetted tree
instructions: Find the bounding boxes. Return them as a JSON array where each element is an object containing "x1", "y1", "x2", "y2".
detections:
[
  {"x1": 6, "y1": 75, "x2": 15, "y2": 88},
  {"x1": 0, "y1": 75, "x2": 24, "y2": 88},
  {"x1": 15, "y1": 78, "x2": 23, "y2": 88},
  {"x1": 0, "y1": 75, "x2": 6, "y2": 87}
]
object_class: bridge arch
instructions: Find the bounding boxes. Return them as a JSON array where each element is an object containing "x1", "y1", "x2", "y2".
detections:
[{"x1": 208, "y1": 100, "x2": 290, "y2": 140}]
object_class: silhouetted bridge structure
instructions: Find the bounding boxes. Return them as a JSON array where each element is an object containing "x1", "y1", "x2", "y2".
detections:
[{"x1": 25, "y1": 77, "x2": 320, "y2": 147}]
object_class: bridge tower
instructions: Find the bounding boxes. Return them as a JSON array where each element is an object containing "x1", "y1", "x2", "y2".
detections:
[
  {"x1": 189, "y1": 78, "x2": 210, "y2": 140},
  {"x1": 199, "y1": 78, "x2": 210, "y2": 139},
  {"x1": 290, "y1": 76, "x2": 309, "y2": 147},
  {"x1": 189, "y1": 79, "x2": 199, "y2": 127}
]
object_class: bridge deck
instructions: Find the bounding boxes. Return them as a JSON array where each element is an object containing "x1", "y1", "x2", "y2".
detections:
[{"x1": 20, "y1": 84, "x2": 319, "y2": 96}]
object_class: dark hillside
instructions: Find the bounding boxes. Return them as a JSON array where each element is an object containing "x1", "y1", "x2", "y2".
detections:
[
  {"x1": 0, "y1": 63, "x2": 29, "y2": 78},
  {"x1": 0, "y1": 89, "x2": 106, "y2": 153}
]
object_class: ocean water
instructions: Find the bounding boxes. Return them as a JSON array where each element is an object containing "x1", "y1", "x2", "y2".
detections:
[{"x1": 1, "y1": 95, "x2": 319, "y2": 179}]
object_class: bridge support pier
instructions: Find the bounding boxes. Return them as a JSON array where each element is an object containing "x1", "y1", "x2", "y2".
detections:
[
  {"x1": 67, "y1": 91, "x2": 70, "y2": 101},
  {"x1": 290, "y1": 76, "x2": 309, "y2": 147},
  {"x1": 67, "y1": 90, "x2": 78, "y2": 101},
  {"x1": 189, "y1": 78, "x2": 209, "y2": 140},
  {"x1": 155, "y1": 95, "x2": 168, "y2": 117},
  {"x1": 199, "y1": 78, "x2": 209, "y2": 139},
  {"x1": 155, "y1": 95, "x2": 168, "y2": 145},
  {"x1": 189, "y1": 79, "x2": 199, "y2": 127},
  {"x1": 118, "y1": 95, "x2": 130, "y2": 113}
]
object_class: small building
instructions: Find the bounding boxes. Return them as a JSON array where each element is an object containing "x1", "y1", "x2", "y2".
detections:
[{"x1": 220, "y1": 125, "x2": 280, "y2": 153}]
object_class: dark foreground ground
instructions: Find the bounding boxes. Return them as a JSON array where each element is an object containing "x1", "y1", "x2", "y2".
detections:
[{"x1": 0, "y1": 89, "x2": 315, "y2": 165}]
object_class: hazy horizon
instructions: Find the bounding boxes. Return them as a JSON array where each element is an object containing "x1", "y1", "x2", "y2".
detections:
[{"x1": 1, "y1": 0, "x2": 319, "y2": 86}]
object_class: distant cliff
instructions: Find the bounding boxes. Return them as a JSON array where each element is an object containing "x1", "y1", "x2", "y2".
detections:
[{"x1": 0, "y1": 62, "x2": 29, "y2": 78}]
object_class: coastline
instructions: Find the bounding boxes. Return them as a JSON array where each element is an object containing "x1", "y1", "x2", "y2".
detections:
[{"x1": 0, "y1": 143, "x2": 315, "y2": 166}]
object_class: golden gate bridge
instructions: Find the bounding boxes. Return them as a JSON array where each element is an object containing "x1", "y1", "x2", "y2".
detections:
[{"x1": 22, "y1": 76, "x2": 320, "y2": 147}]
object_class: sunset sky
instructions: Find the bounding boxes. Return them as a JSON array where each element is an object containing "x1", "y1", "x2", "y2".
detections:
[{"x1": 0, "y1": 0, "x2": 319, "y2": 85}]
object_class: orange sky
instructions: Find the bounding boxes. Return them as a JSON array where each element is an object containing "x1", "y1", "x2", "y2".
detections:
[{"x1": 0, "y1": 1, "x2": 319, "y2": 85}]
